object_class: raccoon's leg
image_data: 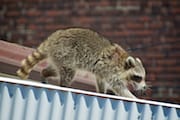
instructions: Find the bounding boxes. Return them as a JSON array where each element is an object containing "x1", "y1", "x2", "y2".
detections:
[
  {"x1": 96, "y1": 77, "x2": 106, "y2": 94},
  {"x1": 59, "y1": 66, "x2": 75, "y2": 87},
  {"x1": 110, "y1": 81, "x2": 137, "y2": 99},
  {"x1": 41, "y1": 65, "x2": 59, "y2": 84}
]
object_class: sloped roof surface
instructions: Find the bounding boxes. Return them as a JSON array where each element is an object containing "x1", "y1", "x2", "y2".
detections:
[{"x1": 0, "y1": 77, "x2": 179, "y2": 120}]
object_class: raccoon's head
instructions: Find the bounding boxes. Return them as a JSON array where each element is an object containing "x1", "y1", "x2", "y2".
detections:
[{"x1": 124, "y1": 56, "x2": 146, "y2": 91}]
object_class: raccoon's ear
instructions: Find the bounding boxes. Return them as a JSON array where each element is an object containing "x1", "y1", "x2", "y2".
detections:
[{"x1": 125, "y1": 56, "x2": 135, "y2": 69}]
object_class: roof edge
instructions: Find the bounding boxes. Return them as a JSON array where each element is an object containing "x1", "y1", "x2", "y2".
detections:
[{"x1": 0, "y1": 76, "x2": 179, "y2": 109}]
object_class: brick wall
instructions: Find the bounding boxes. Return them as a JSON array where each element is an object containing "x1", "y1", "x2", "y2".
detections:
[{"x1": 0, "y1": 0, "x2": 179, "y2": 104}]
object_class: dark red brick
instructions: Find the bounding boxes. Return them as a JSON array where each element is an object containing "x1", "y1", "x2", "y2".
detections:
[
  {"x1": 16, "y1": 18, "x2": 27, "y2": 24},
  {"x1": 26, "y1": 9, "x2": 41, "y2": 17},
  {"x1": 45, "y1": 10, "x2": 70, "y2": 16},
  {"x1": 6, "y1": 11, "x2": 20, "y2": 17}
]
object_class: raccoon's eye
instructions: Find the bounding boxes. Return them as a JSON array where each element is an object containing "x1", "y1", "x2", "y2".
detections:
[{"x1": 131, "y1": 75, "x2": 142, "y2": 82}]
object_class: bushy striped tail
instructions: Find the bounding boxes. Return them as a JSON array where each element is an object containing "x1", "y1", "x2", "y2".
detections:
[
  {"x1": 16, "y1": 49, "x2": 45, "y2": 79},
  {"x1": 16, "y1": 30, "x2": 63, "y2": 79}
]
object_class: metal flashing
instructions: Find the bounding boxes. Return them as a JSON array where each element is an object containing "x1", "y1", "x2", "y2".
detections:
[{"x1": 0, "y1": 77, "x2": 179, "y2": 120}]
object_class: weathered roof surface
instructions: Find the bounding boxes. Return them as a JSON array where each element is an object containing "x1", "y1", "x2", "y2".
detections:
[{"x1": 0, "y1": 76, "x2": 179, "y2": 120}]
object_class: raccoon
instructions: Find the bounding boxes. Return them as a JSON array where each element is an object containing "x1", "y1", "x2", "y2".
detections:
[{"x1": 17, "y1": 28, "x2": 146, "y2": 98}]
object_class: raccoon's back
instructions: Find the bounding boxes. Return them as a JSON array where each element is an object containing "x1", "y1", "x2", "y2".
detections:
[
  {"x1": 53, "y1": 28, "x2": 110, "y2": 50},
  {"x1": 42, "y1": 28, "x2": 112, "y2": 68}
]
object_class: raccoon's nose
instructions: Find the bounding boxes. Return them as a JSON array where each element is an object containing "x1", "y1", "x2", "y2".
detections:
[{"x1": 143, "y1": 86, "x2": 147, "y2": 90}]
